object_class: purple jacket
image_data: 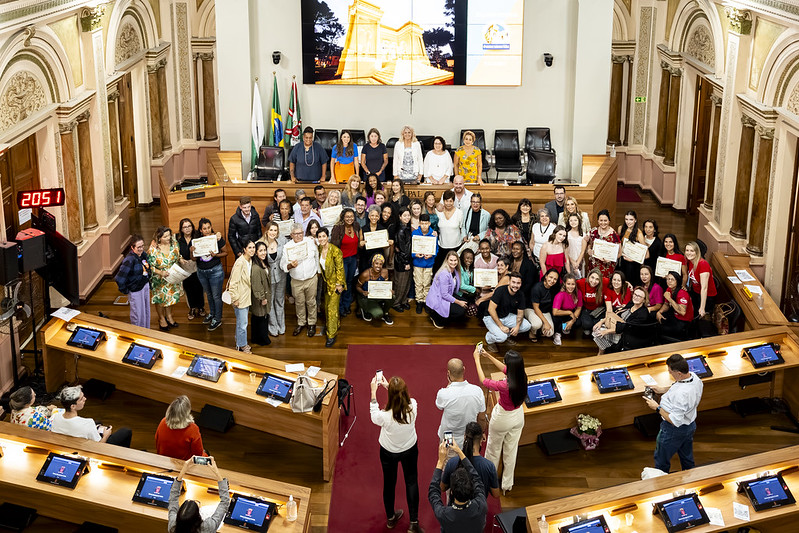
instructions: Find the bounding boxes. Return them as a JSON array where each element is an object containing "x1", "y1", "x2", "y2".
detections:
[{"x1": 426, "y1": 269, "x2": 461, "y2": 317}]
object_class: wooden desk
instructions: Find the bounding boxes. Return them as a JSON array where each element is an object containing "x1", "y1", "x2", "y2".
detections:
[
  {"x1": 490, "y1": 327, "x2": 799, "y2": 445},
  {"x1": 41, "y1": 313, "x2": 340, "y2": 481},
  {"x1": 710, "y1": 252, "x2": 788, "y2": 330},
  {"x1": 0, "y1": 422, "x2": 311, "y2": 532},
  {"x1": 526, "y1": 445, "x2": 799, "y2": 532}
]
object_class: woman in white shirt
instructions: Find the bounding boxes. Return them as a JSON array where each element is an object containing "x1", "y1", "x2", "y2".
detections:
[
  {"x1": 531, "y1": 208, "x2": 555, "y2": 262},
  {"x1": 434, "y1": 189, "x2": 464, "y2": 271},
  {"x1": 422, "y1": 136, "x2": 453, "y2": 184},
  {"x1": 393, "y1": 125, "x2": 423, "y2": 185},
  {"x1": 370, "y1": 375, "x2": 422, "y2": 533}
]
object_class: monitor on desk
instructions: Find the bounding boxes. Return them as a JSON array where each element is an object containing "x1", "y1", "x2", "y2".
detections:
[
  {"x1": 122, "y1": 343, "x2": 161, "y2": 369},
  {"x1": 132, "y1": 473, "x2": 175, "y2": 508},
  {"x1": 558, "y1": 515, "x2": 610, "y2": 533},
  {"x1": 525, "y1": 378, "x2": 562, "y2": 408},
  {"x1": 36, "y1": 453, "x2": 88, "y2": 489},
  {"x1": 66, "y1": 326, "x2": 105, "y2": 350},
  {"x1": 256, "y1": 373, "x2": 294, "y2": 403},
  {"x1": 685, "y1": 355, "x2": 713, "y2": 378},
  {"x1": 592, "y1": 368, "x2": 634, "y2": 394},
  {"x1": 740, "y1": 474, "x2": 796, "y2": 511},
  {"x1": 224, "y1": 493, "x2": 277, "y2": 532},
  {"x1": 186, "y1": 355, "x2": 227, "y2": 383},
  {"x1": 743, "y1": 343, "x2": 784, "y2": 369},
  {"x1": 654, "y1": 493, "x2": 710, "y2": 532}
]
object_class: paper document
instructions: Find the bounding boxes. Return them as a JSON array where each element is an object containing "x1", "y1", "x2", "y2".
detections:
[
  {"x1": 192, "y1": 235, "x2": 219, "y2": 257},
  {"x1": 734, "y1": 269, "x2": 756, "y2": 282},
  {"x1": 706, "y1": 507, "x2": 725, "y2": 526},
  {"x1": 285, "y1": 363, "x2": 305, "y2": 373},
  {"x1": 727, "y1": 276, "x2": 742, "y2": 284},
  {"x1": 265, "y1": 398, "x2": 283, "y2": 408},
  {"x1": 307, "y1": 366, "x2": 321, "y2": 377},
  {"x1": 732, "y1": 502, "x2": 749, "y2": 521},
  {"x1": 171, "y1": 366, "x2": 189, "y2": 378},
  {"x1": 744, "y1": 284, "x2": 763, "y2": 295},
  {"x1": 640, "y1": 374, "x2": 658, "y2": 386},
  {"x1": 52, "y1": 307, "x2": 80, "y2": 322}
]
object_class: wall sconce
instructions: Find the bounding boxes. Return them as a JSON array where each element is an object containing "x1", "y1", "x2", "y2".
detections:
[{"x1": 543, "y1": 53, "x2": 554, "y2": 67}]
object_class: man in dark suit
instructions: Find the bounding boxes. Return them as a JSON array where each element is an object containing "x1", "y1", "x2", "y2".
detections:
[
  {"x1": 227, "y1": 196, "x2": 261, "y2": 257},
  {"x1": 544, "y1": 185, "x2": 566, "y2": 224}
]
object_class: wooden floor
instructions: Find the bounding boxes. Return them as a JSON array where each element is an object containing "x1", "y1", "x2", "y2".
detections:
[{"x1": 26, "y1": 189, "x2": 799, "y2": 531}]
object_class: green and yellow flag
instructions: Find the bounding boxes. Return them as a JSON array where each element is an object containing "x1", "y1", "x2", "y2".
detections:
[{"x1": 268, "y1": 74, "x2": 284, "y2": 147}]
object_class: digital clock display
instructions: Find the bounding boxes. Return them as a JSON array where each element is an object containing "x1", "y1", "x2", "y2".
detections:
[{"x1": 17, "y1": 188, "x2": 66, "y2": 208}]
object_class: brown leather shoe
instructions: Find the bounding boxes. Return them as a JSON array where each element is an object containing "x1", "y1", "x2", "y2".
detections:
[
  {"x1": 386, "y1": 509, "x2": 403, "y2": 529},
  {"x1": 407, "y1": 521, "x2": 424, "y2": 533},
  {"x1": 292, "y1": 325, "x2": 304, "y2": 336}
]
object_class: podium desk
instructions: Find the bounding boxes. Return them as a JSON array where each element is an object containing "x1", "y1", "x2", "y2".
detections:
[
  {"x1": 489, "y1": 327, "x2": 799, "y2": 446},
  {"x1": 526, "y1": 444, "x2": 799, "y2": 532},
  {"x1": 41, "y1": 313, "x2": 340, "y2": 481},
  {"x1": 0, "y1": 422, "x2": 312, "y2": 532}
]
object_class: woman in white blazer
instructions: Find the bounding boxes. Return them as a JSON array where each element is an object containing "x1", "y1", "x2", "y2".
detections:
[{"x1": 393, "y1": 125, "x2": 423, "y2": 185}]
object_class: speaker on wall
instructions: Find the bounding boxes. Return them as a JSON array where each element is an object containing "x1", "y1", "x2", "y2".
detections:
[
  {"x1": 16, "y1": 228, "x2": 46, "y2": 273},
  {"x1": 0, "y1": 241, "x2": 19, "y2": 285}
]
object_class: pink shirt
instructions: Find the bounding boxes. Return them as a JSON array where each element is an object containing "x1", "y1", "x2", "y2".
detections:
[
  {"x1": 483, "y1": 366, "x2": 519, "y2": 411},
  {"x1": 475, "y1": 254, "x2": 498, "y2": 270},
  {"x1": 553, "y1": 290, "x2": 583, "y2": 311},
  {"x1": 647, "y1": 283, "x2": 664, "y2": 306}
]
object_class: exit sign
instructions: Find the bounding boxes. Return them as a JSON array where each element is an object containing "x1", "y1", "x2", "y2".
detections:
[{"x1": 634, "y1": 96, "x2": 647, "y2": 103}]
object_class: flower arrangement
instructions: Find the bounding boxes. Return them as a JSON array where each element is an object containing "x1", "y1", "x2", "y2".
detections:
[{"x1": 571, "y1": 413, "x2": 602, "y2": 450}]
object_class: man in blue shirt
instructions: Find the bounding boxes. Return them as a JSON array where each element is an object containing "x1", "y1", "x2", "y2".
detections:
[{"x1": 289, "y1": 126, "x2": 329, "y2": 183}]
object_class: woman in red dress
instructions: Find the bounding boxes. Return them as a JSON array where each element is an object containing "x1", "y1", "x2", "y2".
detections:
[{"x1": 587, "y1": 209, "x2": 620, "y2": 279}]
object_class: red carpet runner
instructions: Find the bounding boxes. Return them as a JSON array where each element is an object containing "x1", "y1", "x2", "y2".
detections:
[{"x1": 328, "y1": 344, "x2": 502, "y2": 532}]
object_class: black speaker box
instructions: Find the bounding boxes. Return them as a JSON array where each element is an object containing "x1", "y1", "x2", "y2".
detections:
[
  {"x1": 74, "y1": 522, "x2": 118, "y2": 533},
  {"x1": 83, "y1": 378, "x2": 116, "y2": 401},
  {"x1": 494, "y1": 507, "x2": 527, "y2": 533},
  {"x1": 536, "y1": 428, "x2": 580, "y2": 455},
  {"x1": 197, "y1": 404, "x2": 235, "y2": 433},
  {"x1": 731, "y1": 397, "x2": 771, "y2": 417},
  {"x1": 634, "y1": 412, "x2": 663, "y2": 438},
  {"x1": 15, "y1": 229, "x2": 46, "y2": 273},
  {"x1": 0, "y1": 502, "x2": 37, "y2": 531},
  {"x1": 0, "y1": 241, "x2": 19, "y2": 284}
]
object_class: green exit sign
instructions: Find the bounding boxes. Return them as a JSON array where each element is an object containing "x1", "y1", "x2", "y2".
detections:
[{"x1": 634, "y1": 96, "x2": 647, "y2": 103}]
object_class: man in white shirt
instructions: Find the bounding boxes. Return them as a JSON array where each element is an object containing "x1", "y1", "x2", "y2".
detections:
[
  {"x1": 439, "y1": 175, "x2": 473, "y2": 212},
  {"x1": 293, "y1": 196, "x2": 322, "y2": 233},
  {"x1": 436, "y1": 358, "x2": 486, "y2": 448},
  {"x1": 51, "y1": 385, "x2": 133, "y2": 447},
  {"x1": 281, "y1": 223, "x2": 320, "y2": 337},
  {"x1": 643, "y1": 353, "x2": 704, "y2": 473}
]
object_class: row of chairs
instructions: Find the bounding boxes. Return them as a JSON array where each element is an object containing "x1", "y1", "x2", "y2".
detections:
[{"x1": 252, "y1": 128, "x2": 557, "y2": 183}]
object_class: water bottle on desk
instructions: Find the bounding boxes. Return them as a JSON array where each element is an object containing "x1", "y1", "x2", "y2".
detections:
[
  {"x1": 286, "y1": 494, "x2": 297, "y2": 521},
  {"x1": 537, "y1": 514, "x2": 549, "y2": 532}
]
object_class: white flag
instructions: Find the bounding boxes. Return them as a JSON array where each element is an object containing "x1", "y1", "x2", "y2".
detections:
[{"x1": 251, "y1": 82, "x2": 265, "y2": 167}]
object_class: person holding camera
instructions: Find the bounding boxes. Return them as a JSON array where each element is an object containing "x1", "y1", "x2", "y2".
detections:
[
  {"x1": 642, "y1": 353, "x2": 704, "y2": 473},
  {"x1": 168, "y1": 456, "x2": 230, "y2": 533},
  {"x1": 51, "y1": 385, "x2": 132, "y2": 447},
  {"x1": 429, "y1": 440, "x2": 488, "y2": 532}
]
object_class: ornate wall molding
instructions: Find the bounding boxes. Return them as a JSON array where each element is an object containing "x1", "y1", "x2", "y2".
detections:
[
  {"x1": 115, "y1": 21, "x2": 143, "y2": 66},
  {"x1": 725, "y1": 7, "x2": 752, "y2": 35},
  {"x1": 175, "y1": 2, "x2": 194, "y2": 140},
  {"x1": 714, "y1": 37, "x2": 739, "y2": 224},
  {"x1": 685, "y1": 24, "x2": 715, "y2": 68},
  {"x1": 633, "y1": 6, "x2": 654, "y2": 146},
  {"x1": 755, "y1": 124, "x2": 775, "y2": 138},
  {"x1": 79, "y1": 5, "x2": 105, "y2": 32},
  {"x1": 787, "y1": 84, "x2": 799, "y2": 116},
  {"x1": 0, "y1": 70, "x2": 47, "y2": 133}
]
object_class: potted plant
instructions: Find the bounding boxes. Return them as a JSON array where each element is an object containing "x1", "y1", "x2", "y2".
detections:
[{"x1": 570, "y1": 413, "x2": 602, "y2": 450}]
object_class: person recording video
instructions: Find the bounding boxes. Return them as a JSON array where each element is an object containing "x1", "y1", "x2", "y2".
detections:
[{"x1": 168, "y1": 456, "x2": 230, "y2": 533}]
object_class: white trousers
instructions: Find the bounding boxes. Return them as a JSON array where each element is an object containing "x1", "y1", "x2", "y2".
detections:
[
  {"x1": 485, "y1": 403, "x2": 525, "y2": 491},
  {"x1": 524, "y1": 309, "x2": 554, "y2": 337}
]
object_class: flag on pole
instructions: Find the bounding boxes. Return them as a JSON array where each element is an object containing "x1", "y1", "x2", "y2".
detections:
[
  {"x1": 251, "y1": 81, "x2": 264, "y2": 167},
  {"x1": 268, "y1": 74, "x2": 284, "y2": 147},
  {"x1": 284, "y1": 77, "x2": 302, "y2": 148}
]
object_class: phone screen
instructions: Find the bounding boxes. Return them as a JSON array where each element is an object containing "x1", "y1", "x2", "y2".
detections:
[
  {"x1": 375, "y1": 370, "x2": 383, "y2": 381},
  {"x1": 444, "y1": 431, "x2": 453, "y2": 447}
]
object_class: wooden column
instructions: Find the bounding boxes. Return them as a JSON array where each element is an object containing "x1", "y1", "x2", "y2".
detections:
[
  {"x1": 703, "y1": 94, "x2": 722, "y2": 209},
  {"x1": 201, "y1": 52, "x2": 218, "y2": 141},
  {"x1": 59, "y1": 122, "x2": 82, "y2": 244},
  {"x1": 607, "y1": 55, "x2": 625, "y2": 146},
  {"x1": 157, "y1": 60, "x2": 171, "y2": 152},
  {"x1": 654, "y1": 63, "x2": 670, "y2": 157},
  {"x1": 107, "y1": 89, "x2": 123, "y2": 201},
  {"x1": 729, "y1": 116, "x2": 757, "y2": 239},
  {"x1": 193, "y1": 52, "x2": 202, "y2": 140},
  {"x1": 663, "y1": 68, "x2": 682, "y2": 166},
  {"x1": 622, "y1": 55, "x2": 633, "y2": 146},
  {"x1": 148, "y1": 63, "x2": 163, "y2": 158},
  {"x1": 76, "y1": 112, "x2": 98, "y2": 230},
  {"x1": 745, "y1": 126, "x2": 774, "y2": 256}
]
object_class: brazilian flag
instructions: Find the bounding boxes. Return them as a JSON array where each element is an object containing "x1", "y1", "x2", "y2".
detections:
[{"x1": 268, "y1": 75, "x2": 284, "y2": 147}]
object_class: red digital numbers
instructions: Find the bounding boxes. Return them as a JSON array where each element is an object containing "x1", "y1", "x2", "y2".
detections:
[{"x1": 17, "y1": 188, "x2": 66, "y2": 208}]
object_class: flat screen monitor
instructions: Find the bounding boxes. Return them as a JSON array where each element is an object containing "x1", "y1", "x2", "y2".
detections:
[
  {"x1": 743, "y1": 343, "x2": 784, "y2": 369},
  {"x1": 186, "y1": 355, "x2": 226, "y2": 383},
  {"x1": 685, "y1": 355, "x2": 712, "y2": 378},
  {"x1": 558, "y1": 515, "x2": 611, "y2": 533},
  {"x1": 525, "y1": 378, "x2": 562, "y2": 408},
  {"x1": 592, "y1": 368, "x2": 635, "y2": 394},
  {"x1": 654, "y1": 493, "x2": 710, "y2": 533},
  {"x1": 122, "y1": 343, "x2": 161, "y2": 369},
  {"x1": 132, "y1": 473, "x2": 175, "y2": 508},
  {"x1": 256, "y1": 373, "x2": 294, "y2": 403},
  {"x1": 740, "y1": 474, "x2": 796, "y2": 511},
  {"x1": 36, "y1": 453, "x2": 88, "y2": 489},
  {"x1": 223, "y1": 493, "x2": 277, "y2": 532},
  {"x1": 66, "y1": 326, "x2": 105, "y2": 350}
]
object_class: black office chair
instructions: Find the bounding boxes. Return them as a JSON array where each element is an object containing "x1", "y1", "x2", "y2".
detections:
[
  {"x1": 385, "y1": 137, "x2": 399, "y2": 181},
  {"x1": 313, "y1": 129, "x2": 338, "y2": 160},
  {"x1": 493, "y1": 129, "x2": 523, "y2": 179},
  {"x1": 525, "y1": 127, "x2": 554, "y2": 154},
  {"x1": 417, "y1": 135, "x2": 435, "y2": 157},
  {"x1": 250, "y1": 145, "x2": 285, "y2": 181},
  {"x1": 525, "y1": 150, "x2": 556, "y2": 184},
  {"x1": 346, "y1": 129, "x2": 366, "y2": 152},
  {"x1": 460, "y1": 128, "x2": 491, "y2": 177}
]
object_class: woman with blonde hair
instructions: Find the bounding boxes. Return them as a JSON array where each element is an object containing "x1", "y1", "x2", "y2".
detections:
[
  {"x1": 370, "y1": 374, "x2": 421, "y2": 533},
  {"x1": 557, "y1": 196, "x2": 591, "y2": 234},
  {"x1": 155, "y1": 395, "x2": 206, "y2": 460},
  {"x1": 454, "y1": 130, "x2": 484, "y2": 185},
  {"x1": 340, "y1": 174, "x2": 363, "y2": 207},
  {"x1": 393, "y1": 125, "x2": 423, "y2": 184},
  {"x1": 684, "y1": 241, "x2": 716, "y2": 318}
]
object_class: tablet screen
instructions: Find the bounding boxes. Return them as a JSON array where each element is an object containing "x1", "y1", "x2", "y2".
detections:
[
  {"x1": 594, "y1": 368, "x2": 633, "y2": 392},
  {"x1": 685, "y1": 356, "x2": 712, "y2": 378},
  {"x1": 123, "y1": 344, "x2": 158, "y2": 367},
  {"x1": 526, "y1": 379, "x2": 561, "y2": 407},
  {"x1": 189, "y1": 356, "x2": 224, "y2": 379},
  {"x1": 748, "y1": 345, "x2": 780, "y2": 365},
  {"x1": 224, "y1": 493, "x2": 276, "y2": 531},
  {"x1": 743, "y1": 474, "x2": 796, "y2": 511},
  {"x1": 133, "y1": 474, "x2": 174, "y2": 507},
  {"x1": 558, "y1": 515, "x2": 610, "y2": 533},
  {"x1": 43, "y1": 455, "x2": 82, "y2": 482},
  {"x1": 657, "y1": 494, "x2": 710, "y2": 532},
  {"x1": 67, "y1": 327, "x2": 103, "y2": 349},
  {"x1": 256, "y1": 374, "x2": 294, "y2": 402}
]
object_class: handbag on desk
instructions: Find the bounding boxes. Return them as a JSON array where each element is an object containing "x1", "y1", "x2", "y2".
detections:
[{"x1": 290, "y1": 373, "x2": 335, "y2": 413}]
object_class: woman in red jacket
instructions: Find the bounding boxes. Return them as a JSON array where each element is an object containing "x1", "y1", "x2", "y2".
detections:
[
  {"x1": 155, "y1": 395, "x2": 206, "y2": 460},
  {"x1": 685, "y1": 241, "x2": 717, "y2": 318}
]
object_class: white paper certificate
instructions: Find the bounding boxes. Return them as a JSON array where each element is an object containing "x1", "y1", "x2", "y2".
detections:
[
  {"x1": 368, "y1": 280, "x2": 393, "y2": 299},
  {"x1": 285, "y1": 240, "x2": 309, "y2": 262},
  {"x1": 277, "y1": 220, "x2": 293, "y2": 237},
  {"x1": 655, "y1": 256, "x2": 683, "y2": 278},
  {"x1": 591, "y1": 240, "x2": 620, "y2": 263},
  {"x1": 474, "y1": 268, "x2": 498, "y2": 287},
  {"x1": 412, "y1": 235, "x2": 437, "y2": 255},
  {"x1": 320, "y1": 205, "x2": 342, "y2": 226},
  {"x1": 164, "y1": 263, "x2": 192, "y2": 284},
  {"x1": 622, "y1": 241, "x2": 648, "y2": 264},
  {"x1": 191, "y1": 235, "x2": 218, "y2": 257},
  {"x1": 365, "y1": 229, "x2": 389, "y2": 250}
]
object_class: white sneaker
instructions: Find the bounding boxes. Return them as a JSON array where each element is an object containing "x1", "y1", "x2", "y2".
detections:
[{"x1": 553, "y1": 333, "x2": 562, "y2": 346}]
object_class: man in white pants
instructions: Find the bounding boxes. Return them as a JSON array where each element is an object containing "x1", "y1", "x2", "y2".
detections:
[{"x1": 482, "y1": 272, "x2": 531, "y2": 352}]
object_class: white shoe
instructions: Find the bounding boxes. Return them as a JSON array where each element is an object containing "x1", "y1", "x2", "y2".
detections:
[{"x1": 553, "y1": 333, "x2": 562, "y2": 346}]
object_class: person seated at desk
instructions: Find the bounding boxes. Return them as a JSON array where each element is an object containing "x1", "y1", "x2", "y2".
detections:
[
  {"x1": 156, "y1": 395, "x2": 206, "y2": 461},
  {"x1": 169, "y1": 457, "x2": 230, "y2": 533},
  {"x1": 52, "y1": 385, "x2": 133, "y2": 447},
  {"x1": 10, "y1": 386, "x2": 56, "y2": 430},
  {"x1": 429, "y1": 440, "x2": 488, "y2": 533},
  {"x1": 289, "y1": 126, "x2": 329, "y2": 183},
  {"x1": 440, "y1": 422, "x2": 500, "y2": 500}
]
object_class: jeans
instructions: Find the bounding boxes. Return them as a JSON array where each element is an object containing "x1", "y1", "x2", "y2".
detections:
[
  {"x1": 654, "y1": 420, "x2": 696, "y2": 473},
  {"x1": 233, "y1": 306, "x2": 249, "y2": 348},
  {"x1": 379, "y1": 443, "x2": 419, "y2": 522},
  {"x1": 483, "y1": 314, "x2": 531, "y2": 344},
  {"x1": 341, "y1": 255, "x2": 358, "y2": 313},
  {"x1": 197, "y1": 264, "x2": 224, "y2": 323}
]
